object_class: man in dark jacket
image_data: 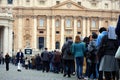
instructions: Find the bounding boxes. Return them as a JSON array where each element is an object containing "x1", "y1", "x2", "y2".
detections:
[
  {"x1": 16, "y1": 49, "x2": 24, "y2": 71},
  {"x1": 5, "y1": 53, "x2": 10, "y2": 71},
  {"x1": 41, "y1": 48, "x2": 50, "y2": 72},
  {"x1": 61, "y1": 37, "x2": 74, "y2": 77}
]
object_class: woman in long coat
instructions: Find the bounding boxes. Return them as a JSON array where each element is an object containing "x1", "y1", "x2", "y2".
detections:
[
  {"x1": 99, "y1": 26, "x2": 119, "y2": 80},
  {"x1": 115, "y1": 15, "x2": 120, "y2": 80}
]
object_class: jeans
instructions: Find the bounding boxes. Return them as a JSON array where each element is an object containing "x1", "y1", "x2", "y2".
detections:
[{"x1": 75, "y1": 57, "x2": 84, "y2": 78}]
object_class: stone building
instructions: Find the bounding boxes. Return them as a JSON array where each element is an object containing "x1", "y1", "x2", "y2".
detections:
[{"x1": 0, "y1": 0, "x2": 120, "y2": 56}]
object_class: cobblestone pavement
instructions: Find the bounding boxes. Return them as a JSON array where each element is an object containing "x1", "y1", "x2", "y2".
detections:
[{"x1": 0, "y1": 64, "x2": 78, "y2": 80}]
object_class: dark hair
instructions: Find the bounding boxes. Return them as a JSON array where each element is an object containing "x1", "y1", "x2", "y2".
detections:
[
  {"x1": 68, "y1": 36, "x2": 72, "y2": 39},
  {"x1": 83, "y1": 37, "x2": 89, "y2": 44},
  {"x1": 45, "y1": 48, "x2": 47, "y2": 50},
  {"x1": 92, "y1": 32, "x2": 98, "y2": 39},
  {"x1": 99, "y1": 27, "x2": 107, "y2": 33}
]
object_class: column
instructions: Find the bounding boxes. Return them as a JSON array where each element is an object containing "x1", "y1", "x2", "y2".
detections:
[
  {"x1": 82, "y1": 17, "x2": 86, "y2": 38},
  {"x1": 19, "y1": 0, "x2": 23, "y2": 6},
  {"x1": 3, "y1": 26, "x2": 9, "y2": 57},
  {"x1": 99, "y1": 18, "x2": 102, "y2": 28},
  {"x1": 33, "y1": 16, "x2": 37, "y2": 50},
  {"x1": 52, "y1": 16, "x2": 55, "y2": 50},
  {"x1": 0, "y1": 29, "x2": 1, "y2": 52},
  {"x1": 1, "y1": 28, "x2": 3, "y2": 53},
  {"x1": 60, "y1": 16, "x2": 65, "y2": 49},
  {"x1": 8, "y1": 26, "x2": 13, "y2": 57},
  {"x1": 18, "y1": 17, "x2": 23, "y2": 49},
  {"x1": 46, "y1": 16, "x2": 50, "y2": 50},
  {"x1": 73, "y1": 16, "x2": 77, "y2": 40},
  {"x1": 87, "y1": 18, "x2": 90, "y2": 37}
]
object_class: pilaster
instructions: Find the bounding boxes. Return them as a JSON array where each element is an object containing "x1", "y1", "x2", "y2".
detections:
[
  {"x1": 82, "y1": 17, "x2": 86, "y2": 38},
  {"x1": 46, "y1": 16, "x2": 50, "y2": 50},
  {"x1": 99, "y1": 18, "x2": 102, "y2": 28},
  {"x1": 3, "y1": 26, "x2": 9, "y2": 57},
  {"x1": 8, "y1": 26, "x2": 12, "y2": 56},
  {"x1": 87, "y1": 18, "x2": 90, "y2": 36},
  {"x1": 73, "y1": 16, "x2": 77, "y2": 40},
  {"x1": 33, "y1": 16, "x2": 37, "y2": 50},
  {"x1": 52, "y1": 16, "x2": 55, "y2": 50},
  {"x1": 60, "y1": 16, "x2": 65, "y2": 49},
  {"x1": 18, "y1": 17, "x2": 23, "y2": 50}
]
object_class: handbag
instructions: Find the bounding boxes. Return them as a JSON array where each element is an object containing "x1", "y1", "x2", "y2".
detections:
[{"x1": 115, "y1": 46, "x2": 120, "y2": 59}]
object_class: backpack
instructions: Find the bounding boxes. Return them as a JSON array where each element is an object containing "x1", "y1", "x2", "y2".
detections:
[{"x1": 66, "y1": 41, "x2": 73, "y2": 55}]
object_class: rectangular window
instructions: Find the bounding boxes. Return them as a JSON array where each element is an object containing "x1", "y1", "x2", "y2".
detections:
[
  {"x1": 39, "y1": 31, "x2": 44, "y2": 33},
  {"x1": 56, "y1": 1, "x2": 60, "y2": 5},
  {"x1": 39, "y1": 1, "x2": 45, "y2": 5},
  {"x1": 105, "y1": 3, "x2": 108, "y2": 8},
  {"x1": 26, "y1": 0, "x2": 30, "y2": 2},
  {"x1": 7, "y1": 0, "x2": 13, "y2": 4},
  {"x1": 56, "y1": 31, "x2": 60, "y2": 34},
  {"x1": 39, "y1": 19, "x2": 44, "y2": 27},
  {"x1": 78, "y1": 2, "x2": 81, "y2": 5},
  {"x1": 92, "y1": 20, "x2": 96, "y2": 28},
  {"x1": 77, "y1": 32, "x2": 81, "y2": 34},
  {"x1": 55, "y1": 20, "x2": 59, "y2": 27},
  {"x1": 66, "y1": 19, "x2": 71, "y2": 27},
  {"x1": 77, "y1": 21, "x2": 81, "y2": 28},
  {"x1": 92, "y1": 3, "x2": 96, "y2": 7},
  {"x1": 38, "y1": 37, "x2": 44, "y2": 49}
]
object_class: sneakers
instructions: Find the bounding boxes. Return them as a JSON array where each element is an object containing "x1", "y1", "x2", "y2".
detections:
[
  {"x1": 17, "y1": 69, "x2": 21, "y2": 72},
  {"x1": 63, "y1": 74, "x2": 66, "y2": 77}
]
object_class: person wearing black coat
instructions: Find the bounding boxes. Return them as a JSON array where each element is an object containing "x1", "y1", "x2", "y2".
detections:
[
  {"x1": 16, "y1": 49, "x2": 24, "y2": 64},
  {"x1": 16, "y1": 49, "x2": 24, "y2": 71},
  {"x1": 115, "y1": 15, "x2": 120, "y2": 80},
  {"x1": 115, "y1": 15, "x2": 120, "y2": 46},
  {"x1": 5, "y1": 53, "x2": 10, "y2": 71}
]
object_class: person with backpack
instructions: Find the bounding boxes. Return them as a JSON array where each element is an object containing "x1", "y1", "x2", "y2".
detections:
[
  {"x1": 87, "y1": 32, "x2": 98, "y2": 79},
  {"x1": 61, "y1": 36, "x2": 74, "y2": 78}
]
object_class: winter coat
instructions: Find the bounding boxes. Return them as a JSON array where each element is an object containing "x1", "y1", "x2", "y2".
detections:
[
  {"x1": 61, "y1": 40, "x2": 74, "y2": 60},
  {"x1": 71, "y1": 42, "x2": 85, "y2": 58}
]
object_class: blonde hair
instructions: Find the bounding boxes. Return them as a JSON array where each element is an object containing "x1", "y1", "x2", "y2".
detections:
[{"x1": 75, "y1": 35, "x2": 81, "y2": 43}]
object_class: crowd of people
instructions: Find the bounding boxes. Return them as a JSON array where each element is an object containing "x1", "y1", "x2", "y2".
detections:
[{"x1": 1, "y1": 15, "x2": 120, "y2": 80}]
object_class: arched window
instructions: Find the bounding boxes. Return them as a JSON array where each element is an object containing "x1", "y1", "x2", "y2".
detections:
[{"x1": 55, "y1": 41, "x2": 60, "y2": 49}]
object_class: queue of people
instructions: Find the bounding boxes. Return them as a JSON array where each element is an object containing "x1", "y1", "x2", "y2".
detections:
[{"x1": 1, "y1": 15, "x2": 120, "y2": 80}]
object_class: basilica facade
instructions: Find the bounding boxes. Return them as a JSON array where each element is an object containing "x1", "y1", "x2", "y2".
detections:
[{"x1": 0, "y1": 0, "x2": 120, "y2": 56}]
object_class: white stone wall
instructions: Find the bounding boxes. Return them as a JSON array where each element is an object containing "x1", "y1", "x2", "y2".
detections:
[{"x1": 0, "y1": 0, "x2": 120, "y2": 10}]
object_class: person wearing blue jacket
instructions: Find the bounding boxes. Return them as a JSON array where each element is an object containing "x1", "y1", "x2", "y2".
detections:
[
  {"x1": 71, "y1": 35, "x2": 85, "y2": 79},
  {"x1": 96, "y1": 27, "x2": 107, "y2": 80}
]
